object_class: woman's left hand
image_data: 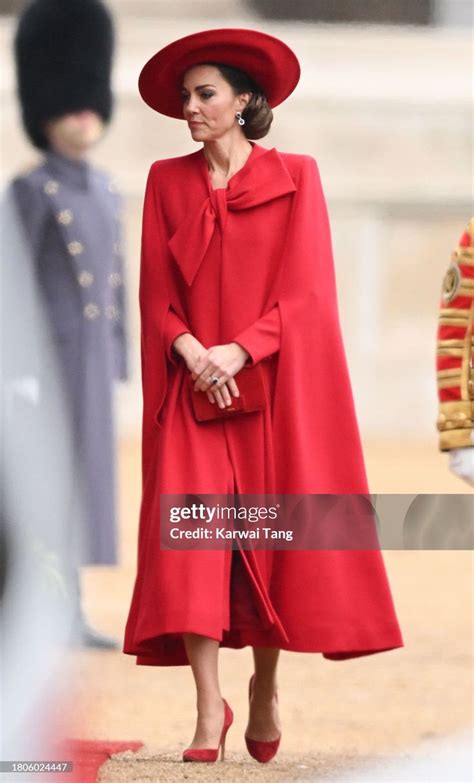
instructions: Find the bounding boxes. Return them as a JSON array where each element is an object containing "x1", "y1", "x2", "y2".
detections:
[{"x1": 191, "y1": 342, "x2": 249, "y2": 395}]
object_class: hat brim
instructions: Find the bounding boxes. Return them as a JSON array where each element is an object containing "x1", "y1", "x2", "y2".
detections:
[{"x1": 138, "y1": 27, "x2": 300, "y2": 119}]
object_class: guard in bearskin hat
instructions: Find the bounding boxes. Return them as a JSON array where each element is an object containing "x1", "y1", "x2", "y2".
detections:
[{"x1": 8, "y1": 0, "x2": 129, "y2": 648}]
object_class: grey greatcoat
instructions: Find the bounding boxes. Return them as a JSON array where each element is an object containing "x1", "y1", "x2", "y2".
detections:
[{"x1": 11, "y1": 149, "x2": 129, "y2": 566}]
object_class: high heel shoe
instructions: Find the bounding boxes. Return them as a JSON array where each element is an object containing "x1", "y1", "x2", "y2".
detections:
[
  {"x1": 244, "y1": 673, "x2": 281, "y2": 763},
  {"x1": 182, "y1": 697, "x2": 233, "y2": 762}
]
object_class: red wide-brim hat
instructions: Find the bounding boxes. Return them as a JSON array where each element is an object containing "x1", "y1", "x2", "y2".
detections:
[{"x1": 138, "y1": 27, "x2": 301, "y2": 119}]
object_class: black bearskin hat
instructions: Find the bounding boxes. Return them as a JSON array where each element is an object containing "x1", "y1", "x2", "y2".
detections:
[{"x1": 14, "y1": 0, "x2": 115, "y2": 150}]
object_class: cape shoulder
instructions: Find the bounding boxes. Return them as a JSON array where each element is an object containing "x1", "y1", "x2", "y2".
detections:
[
  {"x1": 148, "y1": 149, "x2": 201, "y2": 179},
  {"x1": 278, "y1": 149, "x2": 318, "y2": 171},
  {"x1": 147, "y1": 147, "x2": 318, "y2": 190}
]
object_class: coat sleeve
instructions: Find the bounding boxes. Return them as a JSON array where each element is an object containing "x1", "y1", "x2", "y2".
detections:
[
  {"x1": 435, "y1": 218, "x2": 474, "y2": 451},
  {"x1": 10, "y1": 174, "x2": 49, "y2": 259},
  {"x1": 163, "y1": 306, "x2": 192, "y2": 365},
  {"x1": 231, "y1": 304, "x2": 281, "y2": 366}
]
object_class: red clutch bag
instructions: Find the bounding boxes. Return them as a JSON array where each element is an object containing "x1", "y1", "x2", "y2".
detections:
[{"x1": 189, "y1": 364, "x2": 267, "y2": 422}]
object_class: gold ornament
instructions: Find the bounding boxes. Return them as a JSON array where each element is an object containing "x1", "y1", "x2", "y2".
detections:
[{"x1": 442, "y1": 263, "x2": 460, "y2": 303}]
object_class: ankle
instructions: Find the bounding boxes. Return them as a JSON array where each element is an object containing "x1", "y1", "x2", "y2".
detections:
[
  {"x1": 196, "y1": 693, "x2": 224, "y2": 714},
  {"x1": 251, "y1": 676, "x2": 278, "y2": 702}
]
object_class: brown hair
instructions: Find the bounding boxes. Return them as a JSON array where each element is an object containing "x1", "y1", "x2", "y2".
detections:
[{"x1": 200, "y1": 61, "x2": 273, "y2": 139}]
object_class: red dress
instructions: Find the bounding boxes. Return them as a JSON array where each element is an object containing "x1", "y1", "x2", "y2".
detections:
[{"x1": 123, "y1": 141, "x2": 404, "y2": 666}]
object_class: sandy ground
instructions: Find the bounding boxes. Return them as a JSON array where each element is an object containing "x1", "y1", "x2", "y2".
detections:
[{"x1": 54, "y1": 438, "x2": 472, "y2": 782}]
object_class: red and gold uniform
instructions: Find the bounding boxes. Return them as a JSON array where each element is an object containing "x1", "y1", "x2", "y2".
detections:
[{"x1": 436, "y1": 218, "x2": 474, "y2": 450}]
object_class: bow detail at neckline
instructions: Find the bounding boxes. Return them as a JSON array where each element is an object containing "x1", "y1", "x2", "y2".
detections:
[{"x1": 167, "y1": 146, "x2": 297, "y2": 286}]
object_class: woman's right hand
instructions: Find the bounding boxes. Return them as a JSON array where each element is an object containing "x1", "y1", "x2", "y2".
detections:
[{"x1": 172, "y1": 333, "x2": 239, "y2": 408}]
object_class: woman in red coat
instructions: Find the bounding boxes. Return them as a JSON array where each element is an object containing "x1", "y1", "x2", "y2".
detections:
[{"x1": 123, "y1": 28, "x2": 404, "y2": 763}]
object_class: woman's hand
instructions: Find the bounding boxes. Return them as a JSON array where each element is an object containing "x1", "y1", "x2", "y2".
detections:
[
  {"x1": 192, "y1": 342, "x2": 249, "y2": 408},
  {"x1": 172, "y1": 336, "x2": 248, "y2": 408},
  {"x1": 172, "y1": 333, "x2": 204, "y2": 369},
  {"x1": 192, "y1": 340, "x2": 248, "y2": 384}
]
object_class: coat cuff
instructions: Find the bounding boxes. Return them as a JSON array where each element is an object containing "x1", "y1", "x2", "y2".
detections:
[
  {"x1": 231, "y1": 304, "x2": 281, "y2": 367},
  {"x1": 164, "y1": 307, "x2": 191, "y2": 365},
  {"x1": 439, "y1": 428, "x2": 474, "y2": 451},
  {"x1": 437, "y1": 400, "x2": 474, "y2": 451},
  {"x1": 115, "y1": 348, "x2": 129, "y2": 382}
]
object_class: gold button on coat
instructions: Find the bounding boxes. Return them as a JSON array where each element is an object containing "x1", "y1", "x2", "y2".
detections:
[
  {"x1": 105, "y1": 304, "x2": 119, "y2": 320},
  {"x1": 68, "y1": 240, "x2": 84, "y2": 256},
  {"x1": 57, "y1": 209, "x2": 73, "y2": 225},
  {"x1": 108, "y1": 272, "x2": 122, "y2": 287},
  {"x1": 43, "y1": 179, "x2": 59, "y2": 195},
  {"x1": 78, "y1": 271, "x2": 94, "y2": 287},
  {"x1": 84, "y1": 303, "x2": 100, "y2": 320},
  {"x1": 441, "y1": 264, "x2": 460, "y2": 303}
]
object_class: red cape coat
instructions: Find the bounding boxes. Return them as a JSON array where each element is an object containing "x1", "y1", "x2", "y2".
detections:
[{"x1": 123, "y1": 141, "x2": 404, "y2": 665}]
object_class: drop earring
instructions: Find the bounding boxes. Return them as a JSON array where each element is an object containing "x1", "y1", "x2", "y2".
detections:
[{"x1": 235, "y1": 111, "x2": 245, "y2": 126}]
